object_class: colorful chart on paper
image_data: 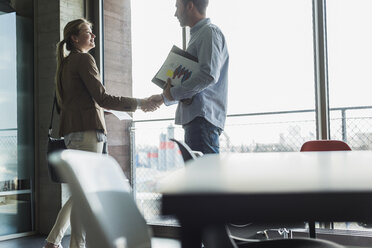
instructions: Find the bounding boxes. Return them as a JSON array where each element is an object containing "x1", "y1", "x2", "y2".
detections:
[{"x1": 153, "y1": 47, "x2": 199, "y2": 88}]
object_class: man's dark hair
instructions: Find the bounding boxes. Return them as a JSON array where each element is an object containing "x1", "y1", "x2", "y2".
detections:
[{"x1": 182, "y1": 0, "x2": 209, "y2": 15}]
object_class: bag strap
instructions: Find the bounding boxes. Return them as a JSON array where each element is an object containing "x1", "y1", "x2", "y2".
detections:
[{"x1": 48, "y1": 93, "x2": 58, "y2": 137}]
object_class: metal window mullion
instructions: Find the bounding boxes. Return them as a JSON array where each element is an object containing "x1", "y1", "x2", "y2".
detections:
[
  {"x1": 86, "y1": 0, "x2": 104, "y2": 84},
  {"x1": 130, "y1": 123, "x2": 136, "y2": 200},
  {"x1": 312, "y1": 0, "x2": 334, "y2": 232},
  {"x1": 342, "y1": 109, "x2": 347, "y2": 142},
  {"x1": 96, "y1": 0, "x2": 104, "y2": 84},
  {"x1": 99, "y1": 0, "x2": 104, "y2": 84},
  {"x1": 312, "y1": 0, "x2": 330, "y2": 140}
]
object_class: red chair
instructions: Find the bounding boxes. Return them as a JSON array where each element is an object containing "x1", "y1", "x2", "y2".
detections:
[
  {"x1": 300, "y1": 140, "x2": 351, "y2": 152},
  {"x1": 300, "y1": 140, "x2": 351, "y2": 238}
]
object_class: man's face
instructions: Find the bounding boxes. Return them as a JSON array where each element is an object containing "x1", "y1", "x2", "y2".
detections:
[{"x1": 175, "y1": 0, "x2": 188, "y2": 27}]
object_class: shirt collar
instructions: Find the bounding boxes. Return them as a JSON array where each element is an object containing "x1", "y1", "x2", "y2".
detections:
[{"x1": 190, "y1": 18, "x2": 210, "y2": 35}]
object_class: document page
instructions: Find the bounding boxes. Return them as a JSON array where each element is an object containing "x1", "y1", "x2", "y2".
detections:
[{"x1": 104, "y1": 109, "x2": 132, "y2": 120}]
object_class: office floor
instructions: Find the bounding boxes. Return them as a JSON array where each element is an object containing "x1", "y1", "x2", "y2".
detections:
[{"x1": 0, "y1": 234, "x2": 181, "y2": 248}]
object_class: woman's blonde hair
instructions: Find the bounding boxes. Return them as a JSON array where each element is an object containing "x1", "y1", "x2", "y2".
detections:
[{"x1": 55, "y1": 18, "x2": 92, "y2": 108}]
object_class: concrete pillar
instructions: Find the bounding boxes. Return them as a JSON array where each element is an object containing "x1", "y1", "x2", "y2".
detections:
[{"x1": 103, "y1": 0, "x2": 133, "y2": 179}]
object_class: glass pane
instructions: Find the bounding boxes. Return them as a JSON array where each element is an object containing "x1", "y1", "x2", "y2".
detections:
[
  {"x1": 223, "y1": 111, "x2": 316, "y2": 153},
  {"x1": 209, "y1": 0, "x2": 315, "y2": 114},
  {"x1": 131, "y1": 0, "x2": 184, "y2": 225},
  {"x1": 0, "y1": 192, "x2": 32, "y2": 235},
  {"x1": 132, "y1": 121, "x2": 184, "y2": 224},
  {"x1": 0, "y1": 10, "x2": 34, "y2": 236},
  {"x1": 131, "y1": 0, "x2": 182, "y2": 121},
  {"x1": 208, "y1": 0, "x2": 316, "y2": 153},
  {"x1": 327, "y1": 0, "x2": 372, "y2": 151},
  {"x1": 0, "y1": 13, "x2": 17, "y2": 129}
]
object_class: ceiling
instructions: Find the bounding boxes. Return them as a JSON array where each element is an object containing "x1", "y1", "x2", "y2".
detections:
[{"x1": 0, "y1": 0, "x2": 33, "y2": 18}]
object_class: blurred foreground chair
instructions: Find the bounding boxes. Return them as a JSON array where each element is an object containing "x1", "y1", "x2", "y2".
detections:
[
  {"x1": 48, "y1": 150, "x2": 180, "y2": 248},
  {"x1": 300, "y1": 139, "x2": 351, "y2": 238}
]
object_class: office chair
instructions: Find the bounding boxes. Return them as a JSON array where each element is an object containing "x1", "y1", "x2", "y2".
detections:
[
  {"x1": 169, "y1": 138, "x2": 202, "y2": 162},
  {"x1": 236, "y1": 237, "x2": 346, "y2": 248},
  {"x1": 300, "y1": 140, "x2": 351, "y2": 152},
  {"x1": 300, "y1": 139, "x2": 351, "y2": 238},
  {"x1": 48, "y1": 150, "x2": 179, "y2": 248}
]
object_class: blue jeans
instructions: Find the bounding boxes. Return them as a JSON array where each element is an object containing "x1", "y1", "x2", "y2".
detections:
[{"x1": 183, "y1": 117, "x2": 222, "y2": 154}]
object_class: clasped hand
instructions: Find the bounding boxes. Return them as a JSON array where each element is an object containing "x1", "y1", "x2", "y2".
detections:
[
  {"x1": 139, "y1": 78, "x2": 174, "y2": 112},
  {"x1": 140, "y1": 94, "x2": 163, "y2": 112}
]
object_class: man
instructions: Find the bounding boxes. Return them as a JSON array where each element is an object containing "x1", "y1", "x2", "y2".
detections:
[
  {"x1": 148, "y1": 3, "x2": 232, "y2": 246},
  {"x1": 161, "y1": 0, "x2": 229, "y2": 154}
]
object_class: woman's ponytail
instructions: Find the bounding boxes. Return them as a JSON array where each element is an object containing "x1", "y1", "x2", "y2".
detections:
[{"x1": 55, "y1": 39, "x2": 66, "y2": 109}]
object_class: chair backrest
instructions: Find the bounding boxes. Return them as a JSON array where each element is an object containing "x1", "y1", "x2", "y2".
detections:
[
  {"x1": 48, "y1": 150, "x2": 152, "y2": 248},
  {"x1": 169, "y1": 138, "x2": 203, "y2": 162},
  {"x1": 300, "y1": 140, "x2": 351, "y2": 152}
]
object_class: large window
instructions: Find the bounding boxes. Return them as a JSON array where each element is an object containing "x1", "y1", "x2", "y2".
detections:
[
  {"x1": 130, "y1": 0, "x2": 372, "y2": 235},
  {"x1": 209, "y1": 0, "x2": 316, "y2": 151},
  {"x1": 0, "y1": 8, "x2": 34, "y2": 238},
  {"x1": 131, "y1": 0, "x2": 317, "y2": 224},
  {"x1": 132, "y1": 0, "x2": 317, "y2": 152}
]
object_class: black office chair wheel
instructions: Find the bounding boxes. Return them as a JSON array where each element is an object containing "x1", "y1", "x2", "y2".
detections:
[{"x1": 236, "y1": 238, "x2": 346, "y2": 248}]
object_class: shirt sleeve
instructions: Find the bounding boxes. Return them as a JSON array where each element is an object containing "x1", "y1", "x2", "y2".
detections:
[
  {"x1": 77, "y1": 53, "x2": 138, "y2": 112},
  {"x1": 162, "y1": 93, "x2": 178, "y2": 106},
  {"x1": 170, "y1": 27, "x2": 224, "y2": 100}
]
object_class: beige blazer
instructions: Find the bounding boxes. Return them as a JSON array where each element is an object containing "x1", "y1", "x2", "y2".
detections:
[{"x1": 58, "y1": 50, "x2": 137, "y2": 136}]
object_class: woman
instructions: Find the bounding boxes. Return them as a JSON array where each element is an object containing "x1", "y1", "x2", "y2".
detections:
[{"x1": 43, "y1": 18, "x2": 160, "y2": 248}]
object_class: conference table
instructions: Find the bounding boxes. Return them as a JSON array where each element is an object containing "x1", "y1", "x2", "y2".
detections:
[{"x1": 157, "y1": 151, "x2": 372, "y2": 247}]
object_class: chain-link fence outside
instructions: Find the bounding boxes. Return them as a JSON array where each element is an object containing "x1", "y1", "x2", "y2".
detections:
[
  {"x1": 130, "y1": 120, "x2": 184, "y2": 225},
  {"x1": 131, "y1": 106, "x2": 372, "y2": 228},
  {"x1": 0, "y1": 133, "x2": 17, "y2": 159},
  {"x1": 0, "y1": 130, "x2": 17, "y2": 185}
]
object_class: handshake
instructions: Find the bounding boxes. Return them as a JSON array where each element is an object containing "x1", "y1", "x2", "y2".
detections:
[
  {"x1": 138, "y1": 78, "x2": 175, "y2": 112},
  {"x1": 139, "y1": 94, "x2": 164, "y2": 112}
]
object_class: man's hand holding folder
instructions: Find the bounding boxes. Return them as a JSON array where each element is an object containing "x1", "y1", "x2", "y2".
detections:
[{"x1": 163, "y1": 78, "x2": 193, "y2": 105}]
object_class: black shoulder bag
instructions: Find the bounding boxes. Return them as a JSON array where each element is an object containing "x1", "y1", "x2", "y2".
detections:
[{"x1": 47, "y1": 94, "x2": 67, "y2": 183}]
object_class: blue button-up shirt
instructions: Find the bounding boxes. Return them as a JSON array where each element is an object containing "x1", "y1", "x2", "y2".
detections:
[{"x1": 167, "y1": 18, "x2": 229, "y2": 130}]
